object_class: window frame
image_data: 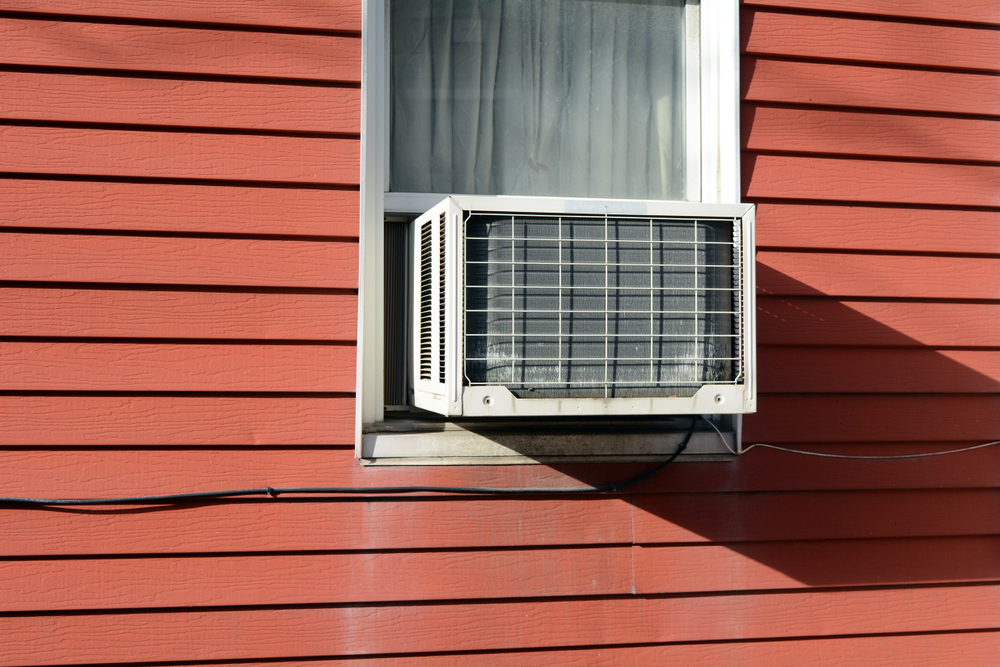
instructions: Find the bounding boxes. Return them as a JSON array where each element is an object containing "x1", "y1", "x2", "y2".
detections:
[{"x1": 357, "y1": 0, "x2": 744, "y2": 460}]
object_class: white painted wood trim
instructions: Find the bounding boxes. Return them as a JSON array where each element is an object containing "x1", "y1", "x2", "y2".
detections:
[
  {"x1": 357, "y1": 0, "x2": 388, "y2": 456},
  {"x1": 363, "y1": 428, "x2": 736, "y2": 463},
  {"x1": 358, "y1": 0, "x2": 747, "y2": 457}
]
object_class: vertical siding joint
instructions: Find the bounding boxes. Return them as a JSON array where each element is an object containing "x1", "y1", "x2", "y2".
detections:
[{"x1": 628, "y1": 494, "x2": 637, "y2": 595}]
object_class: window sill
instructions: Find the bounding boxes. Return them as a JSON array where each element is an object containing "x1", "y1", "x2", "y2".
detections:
[{"x1": 361, "y1": 416, "x2": 738, "y2": 465}]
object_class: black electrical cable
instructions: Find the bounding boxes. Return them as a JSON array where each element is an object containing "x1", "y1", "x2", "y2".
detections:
[{"x1": 0, "y1": 417, "x2": 700, "y2": 506}]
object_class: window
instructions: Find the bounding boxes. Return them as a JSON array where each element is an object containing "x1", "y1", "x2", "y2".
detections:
[
  {"x1": 358, "y1": 0, "x2": 749, "y2": 462},
  {"x1": 390, "y1": 0, "x2": 691, "y2": 200}
]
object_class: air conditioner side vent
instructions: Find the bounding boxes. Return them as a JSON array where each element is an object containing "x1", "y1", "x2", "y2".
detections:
[
  {"x1": 438, "y1": 211, "x2": 447, "y2": 384},
  {"x1": 411, "y1": 198, "x2": 462, "y2": 416},
  {"x1": 418, "y1": 220, "x2": 433, "y2": 382}
]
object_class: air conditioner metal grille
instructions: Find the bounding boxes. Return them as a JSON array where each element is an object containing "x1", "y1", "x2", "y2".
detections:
[
  {"x1": 464, "y1": 213, "x2": 741, "y2": 399},
  {"x1": 732, "y1": 216, "x2": 743, "y2": 384}
]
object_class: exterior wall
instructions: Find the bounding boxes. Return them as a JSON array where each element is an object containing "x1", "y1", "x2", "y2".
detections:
[{"x1": 2, "y1": 1, "x2": 999, "y2": 665}]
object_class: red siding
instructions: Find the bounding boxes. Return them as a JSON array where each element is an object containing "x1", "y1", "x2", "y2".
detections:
[
  {"x1": 81, "y1": 634, "x2": 1000, "y2": 666},
  {"x1": 742, "y1": 58, "x2": 1000, "y2": 115},
  {"x1": 5, "y1": 586, "x2": 1000, "y2": 663},
  {"x1": 3, "y1": 233, "x2": 358, "y2": 287},
  {"x1": 1, "y1": 2, "x2": 998, "y2": 666},
  {"x1": 742, "y1": 9, "x2": 1000, "y2": 70},
  {"x1": 0, "y1": 70, "x2": 361, "y2": 132},
  {"x1": 0, "y1": 180, "x2": 359, "y2": 235},
  {"x1": 2, "y1": 126, "x2": 359, "y2": 183},
  {"x1": 0, "y1": 18, "x2": 360, "y2": 80},
  {"x1": 1, "y1": 1, "x2": 363, "y2": 31}
]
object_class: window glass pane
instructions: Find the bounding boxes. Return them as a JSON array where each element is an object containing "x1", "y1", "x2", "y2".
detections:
[{"x1": 391, "y1": 0, "x2": 686, "y2": 199}]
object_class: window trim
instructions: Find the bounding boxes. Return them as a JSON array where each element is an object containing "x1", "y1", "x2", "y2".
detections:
[{"x1": 357, "y1": 0, "x2": 744, "y2": 458}]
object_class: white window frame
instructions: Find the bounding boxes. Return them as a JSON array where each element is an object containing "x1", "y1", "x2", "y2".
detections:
[{"x1": 357, "y1": 0, "x2": 743, "y2": 461}]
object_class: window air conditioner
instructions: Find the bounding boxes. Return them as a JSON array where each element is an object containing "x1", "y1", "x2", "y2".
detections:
[{"x1": 411, "y1": 196, "x2": 756, "y2": 417}]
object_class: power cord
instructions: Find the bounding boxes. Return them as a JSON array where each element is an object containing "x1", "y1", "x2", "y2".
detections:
[
  {"x1": 740, "y1": 440, "x2": 1000, "y2": 460},
  {"x1": 9, "y1": 418, "x2": 993, "y2": 506},
  {"x1": 700, "y1": 418, "x2": 1000, "y2": 460},
  {"x1": 0, "y1": 417, "x2": 699, "y2": 506}
]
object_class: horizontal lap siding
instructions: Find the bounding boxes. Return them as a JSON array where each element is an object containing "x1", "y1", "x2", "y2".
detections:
[
  {"x1": 0, "y1": 18, "x2": 360, "y2": 81},
  {"x1": 0, "y1": 71, "x2": 361, "y2": 133},
  {"x1": 0, "y1": 15, "x2": 362, "y2": 480},
  {"x1": 758, "y1": 299, "x2": 1000, "y2": 347},
  {"x1": 743, "y1": 0, "x2": 1000, "y2": 25},
  {"x1": 742, "y1": 0, "x2": 1000, "y2": 523},
  {"x1": 79, "y1": 633, "x2": 1000, "y2": 666},
  {"x1": 754, "y1": 204, "x2": 1000, "y2": 252},
  {"x1": 743, "y1": 107, "x2": 1000, "y2": 162},
  {"x1": 3, "y1": 233, "x2": 358, "y2": 287},
  {"x1": 0, "y1": 180, "x2": 360, "y2": 235},
  {"x1": 735, "y1": 4, "x2": 1000, "y2": 661},
  {"x1": 742, "y1": 59, "x2": 1000, "y2": 115},
  {"x1": 3, "y1": 126, "x2": 360, "y2": 183},
  {"x1": 1, "y1": 342, "x2": 356, "y2": 392},
  {"x1": 3, "y1": 490, "x2": 997, "y2": 556},
  {"x1": 742, "y1": 9, "x2": 1000, "y2": 70},
  {"x1": 741, "y1": 4, "x2": 1000, "y2": 446},
  {"x1": 0, "y1": 288, "x2": 358, "y2": 340},
  {"x1": 6, "y1": 442, "x2": 1000, "y2": 494},
  {"x1": 4, "y1": 537, "x2": 1000, "y2": 610},
  {"x1": 745, "y1": 156, "x2": 1000, "y2": 206},
  {"x1": 0, "y1": 10, "x2": 363, "y2": 664},
  {"x1": 5, "y1": 586, "x2": 1000, "y2": 664},
  {"x1": 2, "y1": 4, "x2": 999, "y2": 667},
  {"x1": 1, "y1": 1, "x2": 363, "y2": 32}
]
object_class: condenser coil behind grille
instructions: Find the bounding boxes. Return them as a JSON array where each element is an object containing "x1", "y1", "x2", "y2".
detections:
[{"x1": 465, "y1": 213, "x2": 741, "y2": 399}]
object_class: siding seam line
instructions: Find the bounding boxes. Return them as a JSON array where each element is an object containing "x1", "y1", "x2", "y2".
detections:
[{"x1": 629, "y1": 495, "x2": 637, "y2": 595}]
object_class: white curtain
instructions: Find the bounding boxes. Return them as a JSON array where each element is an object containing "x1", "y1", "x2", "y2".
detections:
[{"x1": 391, "y1": 0, "x2": 686, "y2": 200}]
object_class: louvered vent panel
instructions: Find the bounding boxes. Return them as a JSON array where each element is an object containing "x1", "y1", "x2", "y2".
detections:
[
  {"x1": 464, "y1": 213, "x2": 741, "y2": 399},
  {"x1": 438, "y1": 211, "x2": 447, "y2": 383},
  {"x1": 418, "y1": 220, "x2": 433, "y2": 382}
]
